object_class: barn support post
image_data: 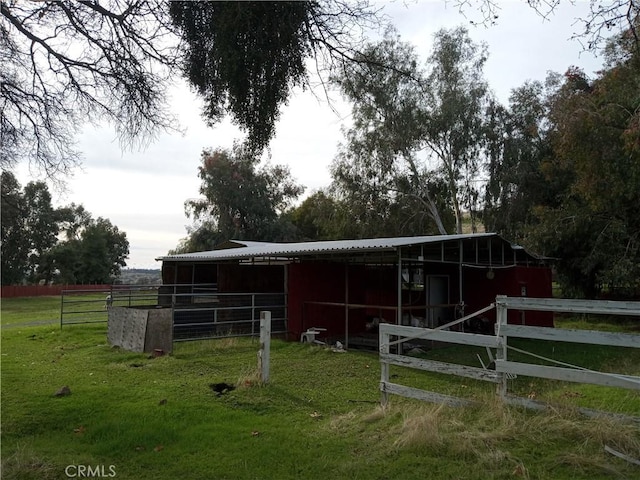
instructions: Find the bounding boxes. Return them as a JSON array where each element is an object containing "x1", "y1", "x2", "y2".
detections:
[
  {"x1": 344, "y1": 264, "x2": 349, "y2": 349},
  {"x1": 397, "y1": 247, "x2": 403, "y2": 355},
  {"x1": 458, "y1": 239, "x2": 464, "y2": 306},
  {"x1": 258, "y1": 311, "x2": 271, "y2": 384},
  {"x1": 283, "y1": 264, "x2": 288, "y2": 336}
]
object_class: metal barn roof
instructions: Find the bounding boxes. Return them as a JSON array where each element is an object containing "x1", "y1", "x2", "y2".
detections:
[{"x1": 156, "y1": 233, "x2": 527, "y2": 263}]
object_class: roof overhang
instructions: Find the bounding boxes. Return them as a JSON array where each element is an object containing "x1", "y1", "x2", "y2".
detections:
[{"x1": 156, "y1": 233, "x2": 549, "y2": 267}]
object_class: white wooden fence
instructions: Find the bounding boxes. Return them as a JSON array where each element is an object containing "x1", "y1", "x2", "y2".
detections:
[{"x1": 379, "y1": 296, "x2": 640, "y2": 416}]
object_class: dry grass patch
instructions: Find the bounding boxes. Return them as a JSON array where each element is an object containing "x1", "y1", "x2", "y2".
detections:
[
  {"x1": 1, "y1": 444, "x2": 59, "y2": 480},
  {"x1": 236, "y1": 365, "x2": 263, "y2": 388},
  {"x1": 325, "y1": 394, "x2": 640, "y2": 478},
  {"x1": 393, "y1": 403, "x2": 447, "y2": 449}
]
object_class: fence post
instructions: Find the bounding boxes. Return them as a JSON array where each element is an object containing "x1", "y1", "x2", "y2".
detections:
[
  {"x1": 258, "y1": 311, "x2": 271, "y2": 384},
  {"x1": 251, "y1": 294, "x2": 256, "y2": 337},
  {"x1": 495, "y1": 295, "x2": 508, "y2": 400},
  {"x1": 379, "y1": 325, "x2": 390, "y2": 406},
  {"x1": 60, "y1": 292, "x2": 64, "y2": 329}
]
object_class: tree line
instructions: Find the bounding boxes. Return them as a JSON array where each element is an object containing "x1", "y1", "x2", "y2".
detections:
[
  {"x1": 1, "y1": 172, "x2": 129, "y2": 285},
  {"x1": 173, "y1": 25, "x2": 639, "y2": 300},
  {"x1": 2, "y1": 1, "x2": 638, "y2": 297}
]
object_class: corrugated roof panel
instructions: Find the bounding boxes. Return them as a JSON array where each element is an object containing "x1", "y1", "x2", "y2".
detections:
[{"x1": 156, "y1": 233, "x2": 498, "y2": 262}]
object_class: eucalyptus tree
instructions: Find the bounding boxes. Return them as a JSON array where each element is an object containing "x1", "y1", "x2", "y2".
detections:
[
  {"x1": 0, "y1": 172, "x2": 61, "y2": 284},
  {"x1": 46, "y1": 215, "x2": 130, "y2": 285},
  {"x1": 332, "y1": 27, "x2": 492, "y2": 235},
  {"x1": 1, "y1": 171, "x2": 29, "y2": 284},
  {"x1": 422, "y1": 27, "x2": 493, "y2": 233},
  {"x1": 483, "y1": 80, "x2": 556, "y2": 243},
  {"x1": 286, "y1": 191, "x2": 353, "y2": 241},
  {"x1": 22, "y1": 180, "x2": 60, "y2": 281}
]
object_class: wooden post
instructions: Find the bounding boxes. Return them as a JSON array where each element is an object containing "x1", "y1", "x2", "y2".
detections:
[
  {"x1": 397, "y1": 248, "x2": 403, "y2": 355},
  {"x1": 259, "y1": 311, "x2": 271, "y2": 384},
  {"x1": 495, "y1": 295, "x2": 508, "y2": 400},
  {"x1": 344, "y1": 264, "x2": 349, "y2": 349},
  {"x1": 380, "y1": 325, "x2": 390, "y2": 407}
]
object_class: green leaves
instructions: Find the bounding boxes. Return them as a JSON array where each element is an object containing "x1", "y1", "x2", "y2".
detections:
[
  {"x1": 170, "y1": 2, "x2": 311, "y2": 153},
  {"x1": 332, "y1": 27, "x2": 492, "y2": 236},
  {"x1": 181, "y1": 145, "x2": 304, "y2": 249},
  {"x1": 522, "y1": 35, "x2": 640, "y2": 298},
  {"x1": 170, "y1": 1, "x2": 382, "y2": 153},
  {"x1": 0, "y1": 173, "x2": 129, "y2": 285}
]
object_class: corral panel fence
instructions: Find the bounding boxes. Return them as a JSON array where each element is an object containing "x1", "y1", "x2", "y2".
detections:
[
  {"x1": 61, "y1": 285, "x2": 288, "y2": 343},
  {"x1": 172, "y1": 292, "x2": 287, "y2": 342},
  {"x1": 60, "y1": 285, "x2": 162, "y2": 327},
  {"x1": 380, "y1": 296, "x2": 640, "y2": 418}
]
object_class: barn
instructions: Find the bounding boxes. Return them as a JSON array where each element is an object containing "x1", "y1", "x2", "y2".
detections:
[{"x1": 156, "y1": 233, "x2": 553, "y2": 347}]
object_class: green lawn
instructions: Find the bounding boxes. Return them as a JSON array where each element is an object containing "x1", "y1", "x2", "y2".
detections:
[
  {"x1": 1, "y1": 295, "x2": 61, "y2": 327},
  {"x1": 1, "y1": 296, "x2": 639, "y2": 479}
]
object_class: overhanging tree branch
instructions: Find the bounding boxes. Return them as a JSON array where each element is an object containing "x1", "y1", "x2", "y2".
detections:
[{"x1": 1, "y1": 0, "x2": 180, "y2": 179}]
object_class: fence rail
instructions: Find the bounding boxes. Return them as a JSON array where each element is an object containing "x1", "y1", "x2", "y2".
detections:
[
  {"x1": 380, "y1": 296, "x2": 640, "y2": 417},
  {"x1": 495, "y1": 295, "x2": 640, "y2": 412},
  {"x1": 379, "y1": 318, "x2": 501, "y2": 407}
]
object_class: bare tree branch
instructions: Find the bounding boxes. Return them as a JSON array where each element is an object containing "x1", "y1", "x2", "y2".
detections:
[{"x1": 1, "y1": 0, "x2": 181, "y2": 179}]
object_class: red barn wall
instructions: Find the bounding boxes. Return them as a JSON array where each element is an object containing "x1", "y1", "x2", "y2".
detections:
[
  {"x1": 462, "y1": 266, "x2": 553, "y2": 327},
  {"x1": 288, "y1": 262, "x2": 372, "y2": 341}
]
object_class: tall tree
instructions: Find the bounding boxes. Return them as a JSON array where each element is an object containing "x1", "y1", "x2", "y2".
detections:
[
  {"x1": 422, "y1": 26, "x2": 492, "y2": 233},
  {"x1": 542, "y1": 54, "x2": 640, "y2": 296},
  {"x1": 0, "y1": 173, "x2": 61, "y2": 284},
  {"x1": 0, "y1": 175, "x2": 129, "y2": 285},
  {"x1": 483, "y1": 79, "x2": 557, "y2": 243},
  {"x1": 529, "y1": 32, "x2": 640, "y2": 297},
  {"x1": 48, "y1": 215, "x2": 129, "y2": 284},
  {"x1": 181, "y1": 144, "x2": 304, "y2": 249},
  {"x1": 332, "y1": 27, "x2": 491, "y2": 236},
  {"x1": 287, "y1": 190, "x2": 351, "y2": 241},
  {"x1": 1, "y1": 171, "x2": 28, "y2": 284},
  {"x1": 22, "y1": 180, "x2": 60, "y2": 281},
  {"x1": 77, "y1": 218, "x2": 129, "y2": 284}
]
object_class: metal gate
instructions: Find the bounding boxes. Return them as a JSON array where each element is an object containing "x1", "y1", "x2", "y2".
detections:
[{"x1": 171, "y1": 291, "x2": 287, "y2": 342}]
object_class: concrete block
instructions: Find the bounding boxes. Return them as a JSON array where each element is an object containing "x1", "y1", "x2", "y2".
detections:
[
  {"x1": 144, "y1": 308, "x2": 173, "y2": 354},
  {"x1": 108, "y1": 306, "x2": 173, "y2": 354}
]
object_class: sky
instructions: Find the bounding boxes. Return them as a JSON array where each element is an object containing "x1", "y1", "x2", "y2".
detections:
[{"x1": 15, "y1": 1, "x2": 612, "y2": 270}]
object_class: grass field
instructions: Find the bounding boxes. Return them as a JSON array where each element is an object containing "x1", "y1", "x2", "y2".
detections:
[{"x1": 1, "y1": 296, "x2": 639, "y2": 479}]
